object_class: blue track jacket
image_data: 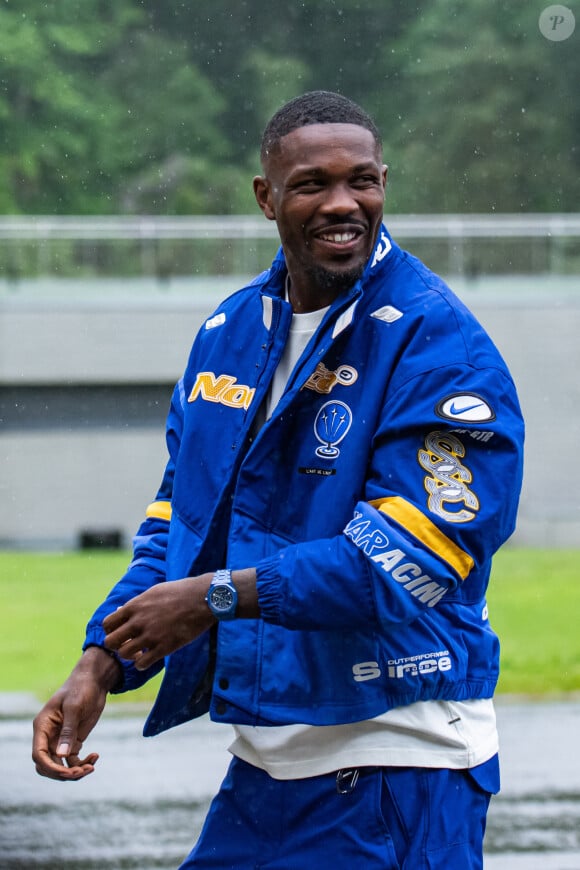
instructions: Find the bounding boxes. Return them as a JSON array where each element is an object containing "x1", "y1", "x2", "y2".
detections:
[{"x1": 84, "y1": 225, "x2": 524, "y2": 737}]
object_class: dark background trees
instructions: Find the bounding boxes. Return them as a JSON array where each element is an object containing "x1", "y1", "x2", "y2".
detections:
[{"x1": 1, "y1": 0, "x2": 577, "y2": 214}]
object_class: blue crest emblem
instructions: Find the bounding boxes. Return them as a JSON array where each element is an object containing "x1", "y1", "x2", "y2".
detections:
[{"x1": 314, "y1": 401, "x2": 353, "y2": 459}]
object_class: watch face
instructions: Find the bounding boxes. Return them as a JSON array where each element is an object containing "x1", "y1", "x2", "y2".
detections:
[{"x1": 210, "y1": 585, "x2": 235, "y2": 612}]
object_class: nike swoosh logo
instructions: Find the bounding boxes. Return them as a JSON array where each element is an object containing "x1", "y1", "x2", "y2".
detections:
[{"x1": 449, "y1": 401, "x2": 485, "y2": 415}]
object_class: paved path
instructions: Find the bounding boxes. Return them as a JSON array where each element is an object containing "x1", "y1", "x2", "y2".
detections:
[{"x1": 1, "y1": 697, "x2": 579, "y2": 868}]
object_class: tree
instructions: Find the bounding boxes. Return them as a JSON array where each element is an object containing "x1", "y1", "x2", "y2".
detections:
[
  {"x1": 378, "y1": 0, "x2": 580, "y2": 212},
  {"x1": 1, "y1": 0, "x2": 577, "y2": 214},
  {"x1": 0, "y1": 0, "x2": 138, "y2": 211},
  {"x1": 98, "y1": 30, "x2": 231, "y2": 213},
  {"x1": 141, "y1": 0, "x2": 421, "y2": 171},
  {"x1": 0, "y1": 0, "x2": 231, "y2": 213}
]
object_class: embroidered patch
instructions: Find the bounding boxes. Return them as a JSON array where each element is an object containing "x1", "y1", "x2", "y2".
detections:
[
  {"x1": 205, "y1": 312, "x2": 226, "y2": 330},
  {"x1": 435, "y1": 393, "x2": 495, "y2": 423},
  {"x1": 188, "y1": 372, "x2": 255, "y2": 410},
  {"x1": 370, "y1": 230, "x2": 392, "y2": 268},
  {"x1": 418, "y1": 431, "x2": 479, "y2": 524},
  {"x1": 303, "y1": 362, "x2": 358, "y2": 394},
  {"x1": 313, "y1": 401, "x2": 353, "y2": 459},
  {"x1": 370, "y1": 305, "x2": 403, "y2": 324}
]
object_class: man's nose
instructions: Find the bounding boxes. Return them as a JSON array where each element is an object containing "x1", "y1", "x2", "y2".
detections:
[{"x1": 320, "y1": 183, "x2": 358, "y2": 213}]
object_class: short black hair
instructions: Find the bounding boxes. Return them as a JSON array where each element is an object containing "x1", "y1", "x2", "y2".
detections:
[{"x1": 260, "y1": 90, "x2": 382, "y2": 162}]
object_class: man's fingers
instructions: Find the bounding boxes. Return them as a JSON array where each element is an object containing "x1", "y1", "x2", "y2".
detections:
[
  {"x1": 102, "y1": 605, "x2": 127, "y2": 633},
  {"x1": 31, "y1": 706, "x2": 79, "y2": 772},
  {"x1": 34, "y1": 747, "x2": 99, "y2": 781},
  {"x1": 104, "y1": 631, "x2": 143, "y2": 659},
  {"x1": 102, "y1": 626, "x2": 127, "y2": 650},
  {"x1": 134, "y1": 647, "x2": 163, "y2": 671},
  {"x1": 37, "y1": 760, "x2": 97, "y2": 781},
  {"x1": 103, "y1": 626, "x2": 159, "y2": 667},
  {"x1": 56, "y1": 719, "x2": 80, "y2": 759},
  {"x1": 65, "y1": 751, "x2": 99, "y2": 768}
]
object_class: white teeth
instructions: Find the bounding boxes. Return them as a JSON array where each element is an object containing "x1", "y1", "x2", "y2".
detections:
[{"x1": 320, "y1": 232, "x2": 356, "y2": 243}]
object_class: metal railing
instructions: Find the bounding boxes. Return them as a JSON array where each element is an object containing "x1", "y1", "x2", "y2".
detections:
[
  {"x1": 1, "y1": 213, "x2": 580, "y2": 239},
  {"x1": 1, "y1": 214, "x2": 579, "y2": 279}
]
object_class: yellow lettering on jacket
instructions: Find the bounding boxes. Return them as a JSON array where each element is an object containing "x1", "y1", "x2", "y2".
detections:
[{"x1": 188, "y1": 372, "x2": 255, "y2": 411}]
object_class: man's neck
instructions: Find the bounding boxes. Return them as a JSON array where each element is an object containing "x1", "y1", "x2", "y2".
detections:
[{"x1": 286, "y1": 277, "x2": 340, "y2": 314}]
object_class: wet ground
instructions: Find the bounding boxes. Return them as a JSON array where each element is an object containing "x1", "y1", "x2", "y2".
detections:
[{"x1": 1, "y1": 698, "x2": 579, "y2": 869}]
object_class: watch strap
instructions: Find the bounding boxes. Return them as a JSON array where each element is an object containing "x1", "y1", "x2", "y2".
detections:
[{"x1": 211, "y1": 569, "x2": 232, "y2": 587}]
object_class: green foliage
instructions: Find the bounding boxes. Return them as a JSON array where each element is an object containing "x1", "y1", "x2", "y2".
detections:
[
  {"x1": 0, "y1": 0, "x2": 140, "y2": 212},
  {"x1": 0, "y1": 548, "x2": 579, "y2": 703},
  {"x1": 98, "y1": 31, "x2": 230, "y2": 214},
  {"x1": 0, "y1": 0, "x2": 578, "y2": 214},
  {"x1": 0, "y1": 1, "x2": 226, "y2": 214},
  {"x1": 382, "y1": 0, "x2": 580, "y2": 213}
]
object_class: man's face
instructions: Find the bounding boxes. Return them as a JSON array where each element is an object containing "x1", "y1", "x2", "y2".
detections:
[{"x1": 254, "y1": 123, "x2": 387, "y2": 303}]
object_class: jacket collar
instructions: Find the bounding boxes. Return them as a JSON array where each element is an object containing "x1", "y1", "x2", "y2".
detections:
[
  {"x1": 265, "y1": 221, "x2": 395, "y2": 293},
  {"x1": 259, "y1": 222, "x2": 395, "y2": 332}
]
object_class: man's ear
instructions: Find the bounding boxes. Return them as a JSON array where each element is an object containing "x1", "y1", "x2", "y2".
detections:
[{"x1": 253, "y1": 176, "x2": 276, "y2": 221}]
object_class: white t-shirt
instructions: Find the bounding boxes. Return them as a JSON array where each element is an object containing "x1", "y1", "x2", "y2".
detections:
[
  {"x1": 266, "y1": 302, "x2": 330, "y2": 416},
  {"x1": 231, "y1": 300, "x2": 497, "y2": 780},
  {"x1": 230, "y1": 700, "x2": 498, "y2": 779}
]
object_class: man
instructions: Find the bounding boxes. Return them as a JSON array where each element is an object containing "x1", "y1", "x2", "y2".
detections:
[{"x1": 33, "y1": 91, "x2": 524, "y2": 868}]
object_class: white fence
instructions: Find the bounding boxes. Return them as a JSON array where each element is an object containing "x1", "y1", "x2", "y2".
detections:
[
  {"x1": 1, "y1": 214, "x2": 580, "y2": 281},
  {"x1": 1, "y1": 213, "x2": 580, "y2": 239}
]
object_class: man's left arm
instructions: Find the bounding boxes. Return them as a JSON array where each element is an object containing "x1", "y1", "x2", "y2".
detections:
[{"x1": 255, "y1": 363, "x2": 525, "y2": 631}]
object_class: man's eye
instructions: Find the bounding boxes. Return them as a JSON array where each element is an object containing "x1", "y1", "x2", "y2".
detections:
[
  {"x1": 352, "y1": 175, "x2": 379, "y2": 187},
  {"x1": 294, "y1": 179, "x2": 323, "y2": 191}
]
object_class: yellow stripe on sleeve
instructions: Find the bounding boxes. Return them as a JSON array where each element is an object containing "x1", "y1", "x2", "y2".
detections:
[
  {"x1": 370, "y1": 496, "x2": 474, "y2": 580},
  {"x1": 145, "y1": 500, "x2": 172, "y2": 522}
]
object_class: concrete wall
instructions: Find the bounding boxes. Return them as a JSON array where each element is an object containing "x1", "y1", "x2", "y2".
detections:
[
  {"x1": 466, "y1": 284, "x2": 580, "y2": 548},
  {"x1": 1, "y1": 275, "x2": 579, "y2": 549}
]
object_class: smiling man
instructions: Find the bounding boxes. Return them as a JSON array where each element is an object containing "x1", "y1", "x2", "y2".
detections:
[
  {"x1": 255, "y1": 117, "x2": 387, "y2": 308},
  {"x1": 33, "y1": 92, "x2": 525, "y2": 869}
]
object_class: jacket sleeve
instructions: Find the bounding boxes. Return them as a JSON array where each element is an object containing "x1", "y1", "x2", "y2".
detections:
[
  {"x1": 82, "y1": 378, "x2": 185, "y2": 692},
  {"x1": 256, "y1": 363, "x2": 524, "y2": 632}
]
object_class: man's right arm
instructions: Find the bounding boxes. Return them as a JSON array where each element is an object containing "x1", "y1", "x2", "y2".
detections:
[
  {"x1": 32, "y1": 646, "x2": 123, "y2": 781},
  {"x1": 32, "y1": 378, "x2": 187, "y2": 780}
]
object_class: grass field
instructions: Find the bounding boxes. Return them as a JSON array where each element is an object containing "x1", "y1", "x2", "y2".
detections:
[
  {"x1": 0, "y1": 550, "x2": 162, "y2": 703},
  {"x1": 0, "y1": 548, "x2": 579, "y2": 703}
]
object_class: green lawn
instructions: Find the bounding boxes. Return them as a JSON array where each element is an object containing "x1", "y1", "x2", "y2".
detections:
[
  {"x1": 0, "y1": 550, "x2": 162, "y2": 702},
  {"x1": 486, "y1": 548, "x2": 580, "y2": 695},
  {"x1": 0, "y1": 548, "x2": 578, "y2": 702}
]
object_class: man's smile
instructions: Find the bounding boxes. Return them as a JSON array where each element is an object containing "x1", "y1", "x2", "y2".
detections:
[
  {"x1": 319, "y1": 231, "x2": 357, "y2": 243},
  {"x1": 311, "y1": 221, "x2": 367, "y2": 252}
]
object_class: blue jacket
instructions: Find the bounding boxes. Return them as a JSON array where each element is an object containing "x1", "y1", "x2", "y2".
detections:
[{"x1": 84, "y1": 225, "x2": 524, "y2": 737}]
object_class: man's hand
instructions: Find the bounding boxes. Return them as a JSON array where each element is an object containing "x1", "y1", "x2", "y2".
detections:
[
  {"x1": 32, "y1": 646, "x2": 120, "y2": 781},
  {"x1": 102, "y1": 575, "x2": 215, "y2": 671}
]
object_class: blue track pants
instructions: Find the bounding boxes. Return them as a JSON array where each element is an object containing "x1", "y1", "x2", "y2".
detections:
[{"x1": 179, "y1": 755, "x2": 496, "y2": 869}]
